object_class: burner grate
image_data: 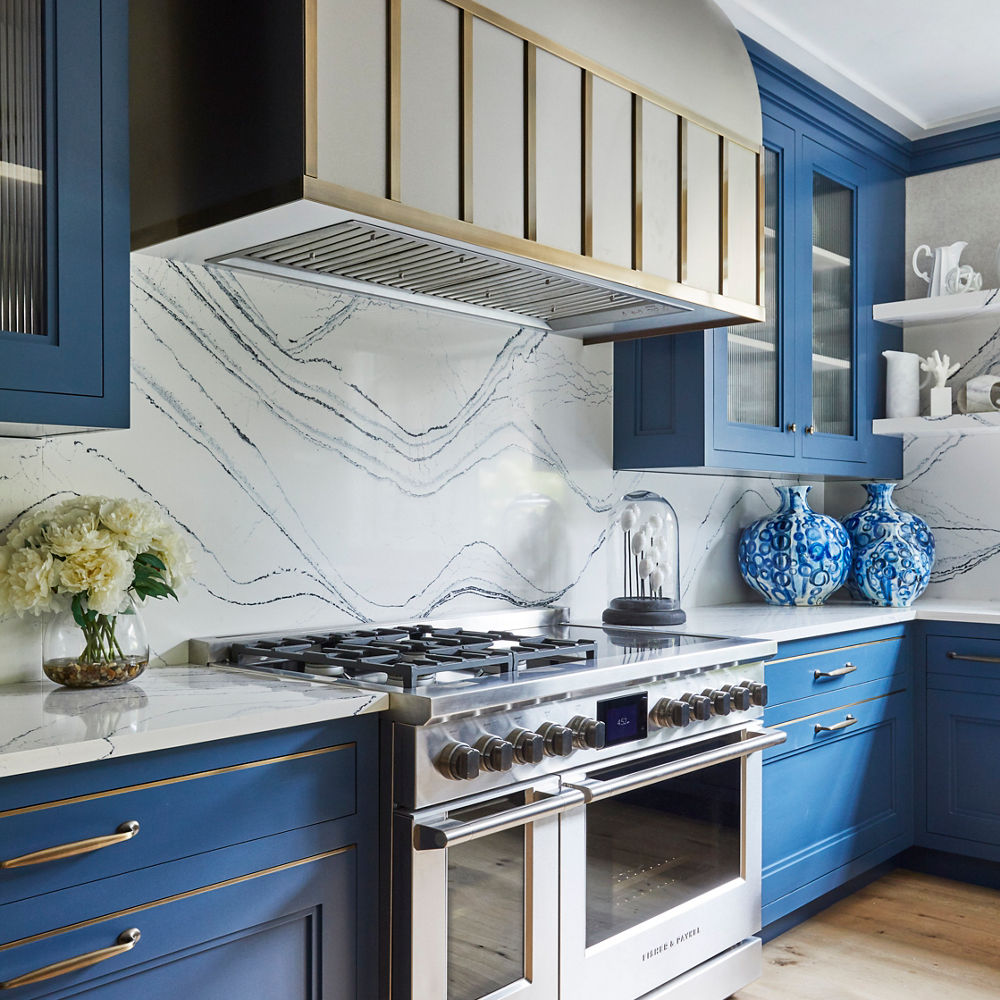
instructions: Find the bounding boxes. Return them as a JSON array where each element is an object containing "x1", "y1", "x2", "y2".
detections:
[{"x1": 229, "y1": 626, "x2": 597, "y2": 690}]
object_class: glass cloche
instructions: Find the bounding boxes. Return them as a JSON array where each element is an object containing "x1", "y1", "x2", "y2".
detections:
[{"x1": 603, "y1": 490, "x2": 685, "y2": 626}]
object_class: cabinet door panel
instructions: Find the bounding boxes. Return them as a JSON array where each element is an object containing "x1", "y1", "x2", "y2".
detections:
[
  {"x1": 315, "y1": 0, "x2": 388, "y2": 196},
  {"x1": 925, "y1": 689, "x2": 1000, "y2": 854},
  {"x1": 0, "y1": 850, "x2": 361, "y2": 1000},
  {"x1": 400, "y1": 0, "x2": 461, "y2": 219},
  {"x1": 472, "y1": 19, "x2": 524, "y2": 237}
]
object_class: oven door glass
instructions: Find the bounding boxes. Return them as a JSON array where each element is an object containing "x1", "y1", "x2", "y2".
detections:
[{"x1": 585, "y1": 743, "x2": 742, "y2": 946}]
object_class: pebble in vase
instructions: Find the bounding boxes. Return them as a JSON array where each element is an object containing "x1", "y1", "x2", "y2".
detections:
[
  {"x1": 738, "y1": 485, "x2": 851, "y2": 606},
  {"x1": 841, "y1": 483, "x2": 934, "y2": 607}
]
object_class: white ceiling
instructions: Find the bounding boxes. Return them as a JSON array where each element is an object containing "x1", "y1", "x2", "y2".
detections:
[{"x1": 714, "y1": 0, "x2": 1000, "y2": 140}]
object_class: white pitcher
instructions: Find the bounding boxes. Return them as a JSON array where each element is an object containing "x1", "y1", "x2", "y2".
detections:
[
  {"x1": 882, "y1": 350, "x2": 924, "y2": 418},
  {"x1": 912, "y1": 241, "x2": 969, "y2": 297}
]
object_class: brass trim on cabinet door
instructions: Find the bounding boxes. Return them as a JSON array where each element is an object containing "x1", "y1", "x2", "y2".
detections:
[
  {"x1": 0, "y1": 848, "x2": 354, "y2": 954},
  {"x1": 632, "y1": 96, "x2": 643, "y2": 272},
  {"x1": 388, "y1": 0, "x2": 402, "y2": 200},
  {"x1": 719, "y1": 136, "x2": 729, "y2": 296},
  {"x1": 765, "y1": 636, "x2": 902, "y2": 666},
  {"x1": 460, "y1": 8, "x2": 475, "y2": 223},
  {"x1": 0, "y1": 743, "x2": 353, "y2": 820},
  {"x1": 581, "y1": 69, "x2": 593, "y2": 257},
  {"x1": 678, "y1": 117, "x2": 688, "y2": 284},
  {"x1": 524, "y1": 41, "x2": 537, "y2": 241},
  {"x1": 305, "y1": 0, "x2": 318, "y2": 177}
]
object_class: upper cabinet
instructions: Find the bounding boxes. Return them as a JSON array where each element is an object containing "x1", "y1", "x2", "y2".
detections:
[
  {"x1": 130, "y1": 0, "x2": 765, "y2": 343},
  {"x1": 0, "y1": 0, "x2": 129, "y2": 437},
  {"x1": 614, "y1": 41, "x2": 906, "y2": 479}
]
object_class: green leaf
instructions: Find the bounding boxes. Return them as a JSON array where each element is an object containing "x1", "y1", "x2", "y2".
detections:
[
  {"x1": 136, "y1": 552, "x2": 166, "y2": 571},
  {"x1": 71, "y1": 594, "x2": 86, "y2": 628}
]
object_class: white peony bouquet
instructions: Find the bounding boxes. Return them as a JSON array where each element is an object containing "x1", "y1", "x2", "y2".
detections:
[{"x1": 0, "y1": 496, "x2": 192, "y2": 669}]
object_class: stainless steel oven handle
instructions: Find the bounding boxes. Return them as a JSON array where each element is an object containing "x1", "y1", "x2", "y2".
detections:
[
  {"x1": 412, "y1": 787, "x2": 586, "y2": 851},
  {"x1": 563, "y1": 727, "x2": 788, "y2": 804}
]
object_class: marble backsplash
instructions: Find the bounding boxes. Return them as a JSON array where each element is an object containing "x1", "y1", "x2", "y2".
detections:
[{"x1": 0, "y1": 257, "x2": 796, "y2": 684}]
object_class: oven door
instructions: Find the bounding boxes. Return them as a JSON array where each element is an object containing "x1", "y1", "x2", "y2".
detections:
[
  {"x1": 559, "y1": 726, "x2": 786, "y2": 1000},
  {"x1": 393, "y1": 778, "x2": 582, "y2": 1000}
]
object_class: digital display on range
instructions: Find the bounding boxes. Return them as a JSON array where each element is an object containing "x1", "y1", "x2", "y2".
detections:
[{"x1": 597, "y1": 692, "x2": 648, "y2": 746}]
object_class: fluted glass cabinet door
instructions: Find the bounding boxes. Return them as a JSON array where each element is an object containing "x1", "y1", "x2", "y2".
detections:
[{"x1": 713, "y1": 115, "x2": 796, "y2": 459}]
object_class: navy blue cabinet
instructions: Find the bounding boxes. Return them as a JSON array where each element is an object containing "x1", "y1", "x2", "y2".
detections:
[
  {"x1": 0, "y1": 0, "x2": 129, "y2": 436},
  {"x1": 0, "y1": 719, "x2": 379, "y2": 999},
  {"x1": 919, "y1": 627, "x2": 1000, "y2": 863},
  {"x1": 614, "y1": 42, "x2": 904, "y2": 478},
  {"x1": 761, "y1": 627, "x2": 913, "y2": 925}
]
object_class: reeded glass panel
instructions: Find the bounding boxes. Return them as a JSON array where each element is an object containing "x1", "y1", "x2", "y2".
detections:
[
  {"x1": 585, "y1": 740, "x2": 742, "y2": 947},
  {"x1": 447, "y1": 798, "x2": 525, "y2": 1000},
  {"x1": 1, "y1": 0, "x2": 47, "y2": 336},
  {"x1": 727, "y1": 147, "x2": 778, "y2": 427},
  {"x1": 811, "y1": 172, "x2": 854, "y2": 435}
]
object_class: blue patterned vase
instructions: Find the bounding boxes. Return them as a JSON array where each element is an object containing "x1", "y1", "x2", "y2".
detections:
[
  {"x1": 738, "y1": 485, "x2": 851, "y2": 606},
  {"x1": 841, "y1": 483, "x2": 934, "y2": 607}
]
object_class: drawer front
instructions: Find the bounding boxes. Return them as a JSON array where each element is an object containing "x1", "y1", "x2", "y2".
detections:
[
  {"x1": 762, "y1": 690, "x2": 913, "y2": 913},
  {"x1": 766, "y1": 635, "x2": 905, "y2": 709},
  {"x1": 927, "y1": 634, "x2": 1000, "y2": 696},
  {"x1": 0, "y1": 734, "x2": 358, "y2": 907},
  {"x1": 0, "y1": 849, "x2": 366, "y2": 1000}
]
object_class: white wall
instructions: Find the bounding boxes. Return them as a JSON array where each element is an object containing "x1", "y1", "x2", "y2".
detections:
[{"x1": 0, "y1": 258, "x2": 797, "y2": 684}]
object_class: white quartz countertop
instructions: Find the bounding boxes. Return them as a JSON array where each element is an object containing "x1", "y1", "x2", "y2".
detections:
[
  {"x1": 0, "y1": 665, "x2": 388, "y2": 780},
  {"x1": 675, "y1": 598, "x2": 1000, "y2": 643}
]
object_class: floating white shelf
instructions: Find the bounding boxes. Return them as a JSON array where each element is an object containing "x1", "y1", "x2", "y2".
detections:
[
  {"x1": 873, "y1": 289, "x2": 1000, "y2": 327},
  {"x1": 873, "y1": 412, "x2": 1000, "y2": 437}
]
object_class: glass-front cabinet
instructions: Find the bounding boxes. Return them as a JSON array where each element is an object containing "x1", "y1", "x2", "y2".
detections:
[
  {"x1": 0, "y1": 0, "x2": 128, "y2": 435},
  {"x1": 612, "y1": 44, "x2": 903, "y2": 479}
]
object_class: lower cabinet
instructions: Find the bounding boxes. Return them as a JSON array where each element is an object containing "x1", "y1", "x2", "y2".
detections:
[
  {"x1": 761, "y1": 627, "x2": 913, "y2": 926},
  {"x1": 920, "y1": 628, "x2": 1000, "y2": 862},
  {"x1": 0, "y1": 718, "x2": 379, "y2": 999}
]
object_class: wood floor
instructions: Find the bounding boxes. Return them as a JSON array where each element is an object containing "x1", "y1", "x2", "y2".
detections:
[{"x1": 733, "y1": 869, "x2": 1000, "y2": 999}]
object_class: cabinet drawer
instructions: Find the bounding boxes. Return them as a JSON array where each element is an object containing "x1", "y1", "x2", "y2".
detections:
[
  {"x1": 766, "y1": 635, "x2": 905, "y2": 708},
  {"x1": 927, "y1": 635, "x2": 1000, "y2": 696},
  {"x1": 0, "y1": 848, "x2": 359, "y2": 1000},
  {"x1": 0, "y1": 731, "x2": 358, "y2": 907},
  {"x1": 762, "y1": 689, "x2": 913, "y2": 918}
]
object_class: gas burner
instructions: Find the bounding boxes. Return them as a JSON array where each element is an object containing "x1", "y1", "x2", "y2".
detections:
[{"x1": 229, "y1": 626, "x2": 598, "y2": 690}]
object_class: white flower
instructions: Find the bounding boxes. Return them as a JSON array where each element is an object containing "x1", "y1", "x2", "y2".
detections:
[
  {"x1": 148, "y1": 529, "x2": 194, "y2": 588},
  {"x1": 60, "y1": 546, "x2": 133, "y2": 615},
  {"x1": 43, "y1": 511, "x2": 112, "y2": 556},
  {"x1": 98, "y1": 498, "x2": 161, "y2": 554},
  {"x1": 2, "y1": 547, "x2": 60, "y2": 616}
]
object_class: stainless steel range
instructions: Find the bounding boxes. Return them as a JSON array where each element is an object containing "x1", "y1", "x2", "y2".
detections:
[{"x1": 191, "y1": 608, "x2": 784, "y2": 1000}]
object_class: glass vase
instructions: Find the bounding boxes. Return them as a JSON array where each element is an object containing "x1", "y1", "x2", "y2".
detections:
[{"x1": 42, "y1": 595, "x2": 149, "y2": 688}]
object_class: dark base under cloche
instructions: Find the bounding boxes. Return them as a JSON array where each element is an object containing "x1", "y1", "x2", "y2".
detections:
[{"x1": 602, "y1": 596, "x2": 687, "y2": 626}]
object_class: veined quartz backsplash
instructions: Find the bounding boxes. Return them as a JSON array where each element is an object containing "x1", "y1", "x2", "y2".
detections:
[
  {"x1": 827, "y1": 157, "x2": 1000, "y2": 599},
  {"x1": 0, "y1": 257, "x2": 803, "y2": 684}
]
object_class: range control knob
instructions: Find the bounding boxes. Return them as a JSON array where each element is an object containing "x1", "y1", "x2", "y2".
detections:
[
  {"x1": 702, "y1": 689, "x2": 732, "y2": 717},
  {"x1": 681, "y1": 693, "x2": 712, "y2": 722},
  {"x1": 508, "y1": 728, "x2": 545, "y2": 765},
  {"x1": 568, "y1": 716, "x2": 606, "y2": 750},
  {"x1": 651, "y1": 698, "x2": 691, "y2": 729},
  {"x1": 475, "y1": 735, "x2": 514, "y2": 772},
  {"x1": 740, "y1": 680, "x2": 768, "y2": 707},
  {"x1": 537, "y1": 722, "x2": 574, "y2": 757},
  {"x1": 437, "y1": 741, "x2": 481, "y2": 780},
  {"x1": 721, "y1": 684, "x2": 753, "y2": 711}
]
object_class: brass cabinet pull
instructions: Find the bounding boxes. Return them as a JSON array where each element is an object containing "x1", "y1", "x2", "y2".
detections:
[
  {"x1": 1, "y1": 821, "x2": 139, "y2": 870},
  {"x1": 814, "y1": 662, "x2": 857, "y2": 680},
  {"x1": 947, "y1": 651, "x2": 1000, "y2": 665},
  {"x1": 805, "y1": 425, "x2": 816, "y2": 434},
  {"x1": 815, "y1": 714, "x2": 857, "y2": 734},
  {"x1": 786, "y1": 422, "x2": 797, "y2": 432},
  {"x1": 0, "y1": 928, "x2": 140, "y2": 990}
]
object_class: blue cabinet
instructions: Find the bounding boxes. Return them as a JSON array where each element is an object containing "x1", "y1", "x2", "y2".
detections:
[
  {"x1": 0, "y1": 0, "x2": 129, "y2": 435},
  {"x1": 919, "y1": 627, "x2": 1000, "y2": 863},
  {"x1": 613, "y1": 41, "x2": 904, "y2": 478},
  {"x1": 761, "y1": 627, "x2": 913, "y2": 925},
  {"x1": 0, "y1": 719, "x2": 379, "y2": 998}
]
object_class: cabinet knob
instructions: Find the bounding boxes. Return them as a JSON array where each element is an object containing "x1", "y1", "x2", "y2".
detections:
[
  {"x1": 805, "y1": 425, "x2": 816, "y2": 434},
  {"x1": 786, "y1": 422, "x2": 797, "y2": 432}
]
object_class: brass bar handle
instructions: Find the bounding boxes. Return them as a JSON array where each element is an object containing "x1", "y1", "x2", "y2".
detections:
[
  {"x1": 815, "y1": 714, "x2": 857, "y2": 734},
  {"x1": 947, "y1": 651, "x2": 1000, "y2": 665},
  {"x1": 1, "y1": 821, "x2": 139, "y2": 871},
  {"x1": 814, "y1": 662, "x2": 857, "y2": 680},
  {"x1": 0, "y1": 928, "x2": 140, "y2": 990}
]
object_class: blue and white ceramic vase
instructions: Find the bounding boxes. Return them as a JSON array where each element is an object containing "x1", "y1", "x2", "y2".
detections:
[
  {"x1": 738, "y1": 485, "x2": 851, "y2": 606},
  {"x1": 841, "y1": 483, "x2": 934, "y2": 607}
]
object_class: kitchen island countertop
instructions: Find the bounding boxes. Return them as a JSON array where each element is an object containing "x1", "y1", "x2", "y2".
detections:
[{"x1": 0, "y1": 664, "x2": 388, "y2": 779}]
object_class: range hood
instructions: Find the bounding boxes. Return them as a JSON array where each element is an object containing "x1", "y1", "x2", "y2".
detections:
[{"x1": 131, "y1": 0, "x2": 765, "y2": 344}]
